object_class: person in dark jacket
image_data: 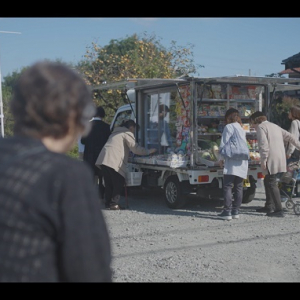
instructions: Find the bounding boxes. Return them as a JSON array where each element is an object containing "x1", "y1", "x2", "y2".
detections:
[
  {"x1": 0, "y1": 61, "x2": 112, "y2": 282},
  {"x1": 81, "y1": 106, "x2": 111, "y2": 200}
]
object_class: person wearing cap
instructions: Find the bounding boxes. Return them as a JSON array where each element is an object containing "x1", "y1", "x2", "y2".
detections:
[{"x1": 95, "y1": 119, "x2": 157, "y2": 210}]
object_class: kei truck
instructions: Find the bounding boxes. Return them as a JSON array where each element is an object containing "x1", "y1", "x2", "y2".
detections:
[{"x1": 93, "y1": 75, "x2": 300, "y2": 209}]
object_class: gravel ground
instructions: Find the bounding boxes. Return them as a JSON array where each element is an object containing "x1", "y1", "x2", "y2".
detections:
[{"x1": 102, "y1": 181, "x2": 300, "y2": 282}]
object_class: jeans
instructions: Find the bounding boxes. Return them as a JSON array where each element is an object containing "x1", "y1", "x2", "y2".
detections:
[{"x1": 223, "y1": 174, "x2": 243, "y2": 212}]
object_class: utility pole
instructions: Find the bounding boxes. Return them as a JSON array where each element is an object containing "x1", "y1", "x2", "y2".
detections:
[{"x1": 0, "y1": 30, "x2": 21, "y2": 138}]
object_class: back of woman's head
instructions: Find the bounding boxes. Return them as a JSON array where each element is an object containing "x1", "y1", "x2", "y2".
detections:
[
  {"x1": 224, "y1": 108, "x2": 242, "y2": 125},
  {"x1": 290, "y1": 105, "x2": 300, "y2": 120},
  {"x1": 11, "y1": 61, "x2": 95, "y2": 138}
]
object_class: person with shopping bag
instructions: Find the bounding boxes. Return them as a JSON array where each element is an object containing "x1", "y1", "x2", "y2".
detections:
[{"x1": 217, "y1": 108, "x2": 249, "y2": 220}]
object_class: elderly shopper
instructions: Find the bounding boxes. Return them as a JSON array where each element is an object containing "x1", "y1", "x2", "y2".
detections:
[
  {"x1": 96, "y1": 119, "x2": 157, "y2": 210},
  {"x1": 249, "y1": 111, "x2": 300, "y2": 217}
]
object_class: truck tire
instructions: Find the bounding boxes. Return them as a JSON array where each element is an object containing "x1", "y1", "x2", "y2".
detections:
[
  {"x1": 242, "y1": 186, "x2": 256, "y2": 204},
  {"x1": 164, "y1": 176, "x2": 188, "y2": 209}
]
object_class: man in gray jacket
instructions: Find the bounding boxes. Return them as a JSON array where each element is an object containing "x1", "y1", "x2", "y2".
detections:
[{"x1": 249, "y1": 111, "x2": 300, "y2": 217}]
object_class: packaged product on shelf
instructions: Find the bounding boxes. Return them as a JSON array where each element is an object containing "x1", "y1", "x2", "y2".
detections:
[
  {"x1": 209, "y1": 105, "x2": 220, "y2": 117},
  {"x1": 218, "y1": 105, "x2": 226, "y2": 116},
  {"x1": 237, "y1": 103, "x2": 255, "y2": 117},
  {"x1": 242, "y1": 123, "x2": 250, "y2": 132},
  {"x1": 198, "y1": 104, "x2": 210, "y2": 116}
]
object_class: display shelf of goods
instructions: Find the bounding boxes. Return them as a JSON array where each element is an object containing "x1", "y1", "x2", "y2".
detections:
[
  {"x1": 143, "y1": 157, "x2": 157, "y2": 164},
  {"x1": 228, "y1": 85, "x2": 258, "y2": 100},
  {"x1": 242, "y1": 123, "x2": 250, "y2": 132},
  {"x1": 198, "y1": 103, "x2": 227, "y2": 117},
  {"x1": 249, "y1": 151, "x2": 260, "y2": 164},
  {"x1": 197, "y1": 84, "x2": 227, "y2": 99},
  {"x1": 237, "y1": 103, "x2": 256, "y2": 117},
  {"x1": 170, "y1": 155, "x2": 189, "y2": 168},
  {"x1": 134, "y1": 157, "x2": 147, "y2": 164},
  {"x1": 156, "y1": 159, "x2": 170, "y2": 166}
]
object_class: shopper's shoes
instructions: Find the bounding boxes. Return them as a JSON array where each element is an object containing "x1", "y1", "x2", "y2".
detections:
[
  {"x1": 266, "y1": 210, "x2": 285, "y2": 217},
  {"x1": 217, "y1": 210, "x2": 232, "y2": 220},
  {"x1": 231, "y1": 210, "x2": 239, "y2": 219},
  {"x1": 109, "y1": 205, "x2": 121, "y2": 210},
  {"x1": 256, "y1": 207, "x2": 274, "y2": 213},
  {"x1": 109, "y1": 205, "x2": 126, "y2": 210}
]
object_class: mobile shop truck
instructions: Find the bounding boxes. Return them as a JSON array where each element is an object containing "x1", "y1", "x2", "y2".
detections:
[{"x1": 94, "y1": 76, "x2": 300, "y2": 209}]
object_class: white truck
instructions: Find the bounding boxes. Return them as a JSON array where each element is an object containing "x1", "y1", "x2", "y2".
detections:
[{"x1": 95, "y1": 75, "x2": 300, "y2": 209}]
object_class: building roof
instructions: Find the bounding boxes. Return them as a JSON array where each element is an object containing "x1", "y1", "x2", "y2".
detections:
[
  {"x1": 279, "y1": 67, "x2": 300, "y2": 75},
  {"x1": 281, "y1": 52, "x2": 300, "y2": 69}
]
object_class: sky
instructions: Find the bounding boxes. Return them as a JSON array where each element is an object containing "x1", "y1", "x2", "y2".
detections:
[{"x1": 0, "y1": 17, "x2": 300, "y2": 80}]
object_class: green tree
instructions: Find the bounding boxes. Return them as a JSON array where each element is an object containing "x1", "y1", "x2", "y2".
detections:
[
  {"x1": 1, "y1": 63, "x2": 80, "y2": 159},
  {"x1": 77, "y1": 32, "x2": 203, "y2": 123},
  {"x1": 269, "y1": 92, "x2": 300, "y2": 130},
  {"x1": 2, "y1": 70, "x2": 23, "y2": 137},
  {"x1": 265, "y1": 73, "x2": 285, "y2": 78}
]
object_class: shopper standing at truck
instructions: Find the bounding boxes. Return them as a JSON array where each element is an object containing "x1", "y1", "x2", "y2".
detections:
[
  {"x1": 96, "y1": 119, "x2": 157, "y2": 210},
  {"x1": 249, "y1": 111, "x2": 300, "y2": 217},
  {"x1": 81, "y1": 106, "x2": 111, "y2": 200},
  {"x1": 217, "y1": 108, "x2": 249, "y2": 220}
]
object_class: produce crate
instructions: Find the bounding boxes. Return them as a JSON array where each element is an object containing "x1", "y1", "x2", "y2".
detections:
[{"x1": 126, "y1": 172, "x2": 143, "y2": 186}]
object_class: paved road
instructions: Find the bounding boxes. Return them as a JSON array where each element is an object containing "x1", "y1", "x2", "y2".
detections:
[{"x1": 254, "y1": 179, "x2": 266, "y2": 201}]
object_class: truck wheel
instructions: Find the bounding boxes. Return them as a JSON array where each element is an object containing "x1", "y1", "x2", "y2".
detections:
[
  {"x1": 242, "y1": 186, "x2": 256, "y2": 204},
  {"x1": 164, "y1": 176, "x2": 188, "y2": 209},
  {"x1": 294, "y1": 203, "x2": 300, "y2": 215}
]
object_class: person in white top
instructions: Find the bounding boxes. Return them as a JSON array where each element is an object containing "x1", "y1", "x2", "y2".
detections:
[{"x1": 218, "y1": 108, "x2": 249, "y2": 220}]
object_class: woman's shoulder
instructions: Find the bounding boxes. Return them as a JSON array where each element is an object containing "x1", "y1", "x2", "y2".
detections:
[
  {"x1": 224, "y1": 123, "x2": 236, "y2": 131},
  {"x1": 43, "y1": 151, "x2": 91, "y2": 173}
]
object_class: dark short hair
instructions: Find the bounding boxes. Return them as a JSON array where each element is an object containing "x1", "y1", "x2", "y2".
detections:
[
  {"x1": 249, "y1": 111, "x2": 267, "y2": 124},
  {"x1": 11, "y1": 61, "x2": 95, "y2": 138},
  {"x1": 96, "y1": 106, "x2": 105, "y2": 118},
  {"x1": 224, "y1": 108, "x2": 242, "y2": 125},
  {"x1": 121, "y1": 119, "x2": 139, "y2": 130}
]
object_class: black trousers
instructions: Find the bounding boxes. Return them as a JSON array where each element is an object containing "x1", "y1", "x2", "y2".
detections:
[
  {"x1": 95, "y1": 167, "x2": 105, "y2": 199},
  {"x1": 101, "y1": 165, "x2": 125, "y2": 207},
  {"x1": 263, "y1": 173, "x2": 283, "y2": 212}
]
